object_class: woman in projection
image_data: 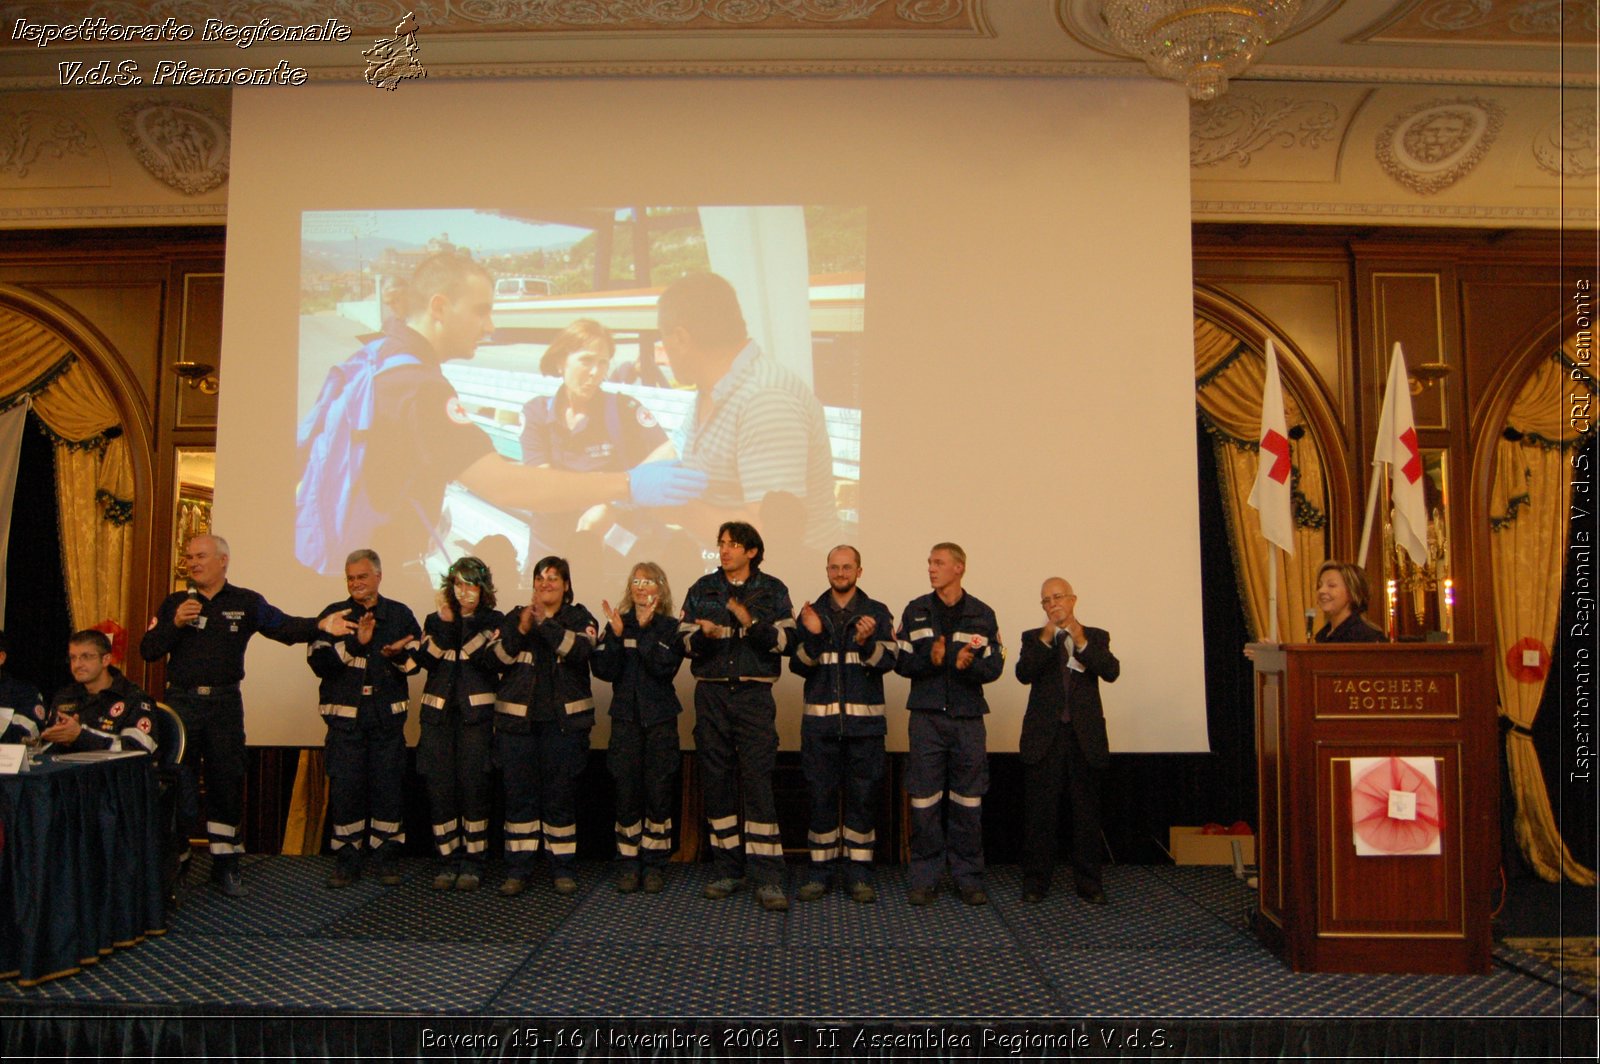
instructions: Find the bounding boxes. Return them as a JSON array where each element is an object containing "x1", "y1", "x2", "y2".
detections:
[
  {"x1": 590, "y1": 561, "x2": 687, "y2": 894},
  {"x1": 488, "y1": 555, "x2": 598, "y2": 897},
  {"x1": 414, "y1": 556, "x2": 504, "y2": 891},
  {"x1": 518, "y1": 319, "x2": 695, "y2": 587},
  {"x1": 1311, "y1": 560, "x2": 1388, "y2": 643}
]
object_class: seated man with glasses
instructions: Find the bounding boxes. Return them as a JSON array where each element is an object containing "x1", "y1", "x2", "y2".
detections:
[{"x1": 42, "y1": 629, "x2": 158, "y2": 756}]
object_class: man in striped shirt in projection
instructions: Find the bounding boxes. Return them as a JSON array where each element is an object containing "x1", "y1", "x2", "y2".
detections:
[{"x1": 654, "y1": 272, "x2": 839, "y2": 567}]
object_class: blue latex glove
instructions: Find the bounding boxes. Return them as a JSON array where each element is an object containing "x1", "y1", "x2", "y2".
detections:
[{"x1": 628, "y1": 461, "x2": 710, "y2": 507}]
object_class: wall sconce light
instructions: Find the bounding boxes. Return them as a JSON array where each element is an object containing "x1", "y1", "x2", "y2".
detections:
[
  {"x1": 1407, "y1": 360, "x2": 1450, "y2": 396},
  {"x1": 172, "y1": 361, "x2": 219, "y2": 395}
]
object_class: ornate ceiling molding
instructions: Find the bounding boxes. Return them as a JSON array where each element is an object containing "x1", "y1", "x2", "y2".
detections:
[
  {"x1": 1350, "y1": 0, "x2": 1598, "y2": 46},
  {"x1": 0, "y1": 202, "x2": 227, "y2": 222},
  {"x1": 1375, "y1": 96, "x2": 1506, "y2": 195},
  {"x1": 1192, "y1": 197, "x2": 1588, "y2": 223},
  {"x1": 1246, "y1": 63, "x2": 1591, "y2": 89},
  {"x1": 1191, "y1": 95, "x2": 1342, "y2": 170},
  {"x1": 117, "y1": 99, "x2": 229, "y2": 195},
  {"x1": 0, "y1": 108, "x2": 95, "y2": 178},
  {"x1": 1532, "y1": 104, "x2": 1598, "y2": 177}
]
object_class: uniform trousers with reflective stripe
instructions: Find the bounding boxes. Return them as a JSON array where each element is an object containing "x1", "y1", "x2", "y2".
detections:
[
  {"x1": 607, "y1": 717, "x2": 680, "y2": 872},
  {"x1": 905, "y1": 711, "x2": 988, "y2": 892},
  {"x1": 169, "y1": 690, "x2": 247, "y2": 864},
  {"x1": 497, "y1": 722, "x2": 589, "y2": 878},
  {"x1": 1022, "y1": 718, "x2": 1104, "y2": 895},
  {"x1": 801, "y1": 727, "x2": 884, "y2": 886},
  {"x1": 325, "y1": 722, "x2": 406, "y2": 871},
  {"x1": 418, "y1": 711, "x2": 493, "y2": 870},
  {"x1": 693, "y1": 681, "x2": 783, "y2": 886}
]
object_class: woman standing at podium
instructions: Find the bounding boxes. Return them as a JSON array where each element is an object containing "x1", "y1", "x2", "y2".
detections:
[{"x1": 1311, "y1": 560, "x2": 1387, "y2": 643}]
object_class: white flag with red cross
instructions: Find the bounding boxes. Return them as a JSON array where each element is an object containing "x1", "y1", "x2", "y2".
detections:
[
  {"x1": 1373, "y1": 342, "x2": 1429, "y2": 566},
  {"x1": 1248, "y1": 338, "x2": 1295, "y2": 555}
]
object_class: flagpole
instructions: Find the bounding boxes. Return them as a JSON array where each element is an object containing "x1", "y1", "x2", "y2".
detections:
[
  {"x1": 1357, "y1": 465, "x2": 1382, "y2": 568},
  {"x1": 1359, "y1": 341, "x2": 1407, "y2": 568},
  {"x1": 1267, "y1": 544, "x2": 1280, "y2": 642}
]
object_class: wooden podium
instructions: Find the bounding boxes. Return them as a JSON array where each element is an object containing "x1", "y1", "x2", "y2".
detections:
[{"x1": 1248, "y1": 642, "x2": 1496, "y2": 974}]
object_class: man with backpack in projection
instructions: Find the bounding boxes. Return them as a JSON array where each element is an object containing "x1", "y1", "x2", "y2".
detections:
[{"x1": 295, "y1": 250, "x2": 708, "y2": 597}]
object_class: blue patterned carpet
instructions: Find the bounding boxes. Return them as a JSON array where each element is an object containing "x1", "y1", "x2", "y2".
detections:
[{"x1": 1, "y1": 856, "x2": 1592, "y2": 1024}]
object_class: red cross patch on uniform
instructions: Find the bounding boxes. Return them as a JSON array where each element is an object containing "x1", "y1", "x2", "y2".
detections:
[
  {"x1": 635, "y1": 404, "x2": 658, "y2": 429},
  {"x1": 446, "y1": 397, "x2": 472, "y2": 425},
  {"x1": 108, "y1": 701, "x2": 125, "y2": 718},
  {"x1": 137, "y1": 716, "x2": 152, "y2": 733}
]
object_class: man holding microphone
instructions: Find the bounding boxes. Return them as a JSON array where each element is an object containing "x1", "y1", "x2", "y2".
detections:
[{"x1": 141, "y1": 533, "x2": 355, "y2": 897}]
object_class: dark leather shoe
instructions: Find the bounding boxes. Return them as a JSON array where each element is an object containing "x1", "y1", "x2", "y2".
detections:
[
  {"x1": 703, "y1": 877, "x2": 744, "y2": 900},
  {"x1": 1077, "y1": 885, "x2": 1107, "y2": 905},
  {"x1": 1023, "y1": 890, "x2": 1044, "y2": 903},
  {"x1": 755, "y1": 885, "x2": 789, "y2": 912},
  {"x1": 616, "y1": 872, "x2": 640, "y2": 894},
  {"x1": 849, "y1": 882, "x2": 876, "y2": 904},
  {"x1": 327, "y1": 870, "x2": 354, "y2": 889},
  {"x1": 907, "y1": 886, "x2": 935, "y2": 907},
  {"x1": 499, "y1": 877, "x2": 526, "y2": 897},
  {"x1": 642, "y1": 870, "x2": 665, "y2": 894},
  {"x1": 959, "y1": 886, "x2": 989, "y2": 906},
  {"x1": 553, "y1": 876, "x2": 578, "y2": 896},
  {"x1": 217, "y1": 868, "x2": 249, "y2": 898},
  {"x1": 796, "y1": 882, "x2": 826, "y2": 902},
  {"x1": 378, "y1": 868, "x2": 403, "y2": 886}
]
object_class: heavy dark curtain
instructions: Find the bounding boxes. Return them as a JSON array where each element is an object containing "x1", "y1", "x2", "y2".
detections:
[{"x1": 3, "y1": 412, "x2": 72, "y2": 698}]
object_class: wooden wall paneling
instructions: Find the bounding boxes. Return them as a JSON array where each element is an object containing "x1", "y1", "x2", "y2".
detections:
[
  {"x1": 1194, "y1": 282, "x2": 1360, "y2": 562},
  {"x1": 1464, "y1": 280, "x2": 1597, "y2": 655},
  {"x1": 144, "y1": 255, "x2": 225, "y2": 694},
  {"x1": 175, "y1": 272, "x2": 224, "y2": 429},
  {"x1": 1460, "y1": 276, "x2": 1567, "y2": 427},
  {"x1": 1193, "y1": 231, "x2": 1357, "y2": 430},
  {"x1": 29, "y1": 280, "x2": 164, "y2": 416},
  {"x1": 1364, "y1": 269, "x2": 1451, "y2": 431}
]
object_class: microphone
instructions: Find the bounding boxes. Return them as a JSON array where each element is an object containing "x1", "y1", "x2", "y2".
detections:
[{"x1": 1304, "y1": 610, "x2": 1317, "y2": 641}]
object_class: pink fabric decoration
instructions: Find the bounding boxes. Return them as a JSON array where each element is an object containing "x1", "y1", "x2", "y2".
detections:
[{"x1": 1352, "y1": 756, "x2": 1441, "y2": 854}]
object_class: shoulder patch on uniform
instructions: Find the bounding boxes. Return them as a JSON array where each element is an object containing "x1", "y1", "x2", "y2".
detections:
[
  {"x1": 635, "y1": 404, "x2": 658, "y2": 429},
  {"x1": 137, "y1": 716, "x2": 152, "y2": 733},
  {"x1": 109, "y1": 701, "x2": 125, "y2": 718},
  {"x1": 446, "y1": 396, "x2": 473, "y2": 425}
]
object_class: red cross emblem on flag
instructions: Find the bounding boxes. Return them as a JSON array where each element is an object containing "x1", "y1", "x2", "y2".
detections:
[
  {"x1": 1399, "y1": 427, "x2": 1422, "y2": 484},
  {"x1": 1261, "y1": 429, "x2": 1291, "y2": 484}
]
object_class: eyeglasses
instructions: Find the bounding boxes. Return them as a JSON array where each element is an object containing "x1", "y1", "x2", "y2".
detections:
[
  {"x1": 630, "y1": 578, "x2": 659, "y2": 587},
  {"x1": 1040, "y1": 593, "x2": 1074, "y2": 606}
]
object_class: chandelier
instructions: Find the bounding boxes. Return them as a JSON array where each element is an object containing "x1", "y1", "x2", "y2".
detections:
[{"x1": 1102, "y1": 0, "x2": 1303, "y2": 102}]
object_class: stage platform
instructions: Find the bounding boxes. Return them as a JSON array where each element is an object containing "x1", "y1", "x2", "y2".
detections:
[{"x1": 2, "y1": 856, "x2": 1593, "y2": 1059}]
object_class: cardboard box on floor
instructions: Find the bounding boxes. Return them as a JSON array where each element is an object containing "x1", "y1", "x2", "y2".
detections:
[{"x1": 1170, "y1": 826, "x2": 1255, "y2": 866}]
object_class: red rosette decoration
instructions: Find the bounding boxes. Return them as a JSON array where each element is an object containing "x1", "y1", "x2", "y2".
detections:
[
  {"x1": 92, "y1": 618, "x2": 128, "y2": 666},
  {"x1": 1505, "y1": 637, "x2": 1550, "y2": 684},
  {"x1": 1352, "y1": 757, "x2": 1441, "y2": 854}
]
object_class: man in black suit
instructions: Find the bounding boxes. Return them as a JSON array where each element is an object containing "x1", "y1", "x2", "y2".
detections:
[{"x1": 1015, "y1": 577, "x2": 1120, "y2": 904}]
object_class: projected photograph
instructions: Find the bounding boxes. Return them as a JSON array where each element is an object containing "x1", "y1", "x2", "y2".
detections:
[{"x1": 296, "y1": 206, "x2": 865, "y2": 596}]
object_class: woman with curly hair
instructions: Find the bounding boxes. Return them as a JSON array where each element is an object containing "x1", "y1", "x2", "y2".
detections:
[{"x1": 414, "y1": 556, "x2": 504, "y2": 891}]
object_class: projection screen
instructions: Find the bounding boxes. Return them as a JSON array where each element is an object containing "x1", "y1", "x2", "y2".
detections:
[{"x1": 216, "y1": 77, "x2": 1209, "y2": 754}]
